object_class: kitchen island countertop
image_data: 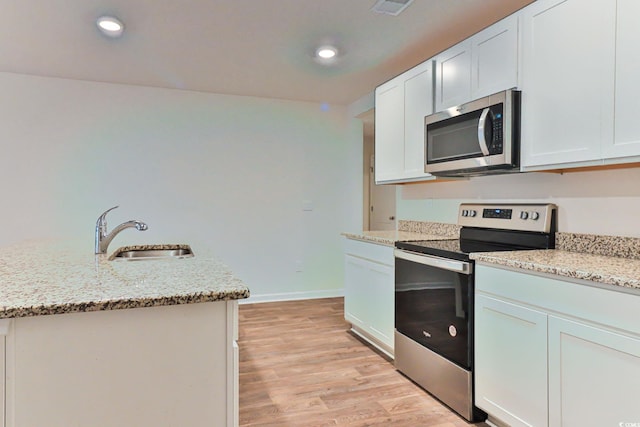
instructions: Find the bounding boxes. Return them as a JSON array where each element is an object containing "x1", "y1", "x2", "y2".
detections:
[{"x1": 0, "y1": 239, "x2": 250, "y2": 319}]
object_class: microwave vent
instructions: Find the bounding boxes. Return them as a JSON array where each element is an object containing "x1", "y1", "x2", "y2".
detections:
[{"x1": 371, "y1": 0, "x2": 415, "y2": 16}]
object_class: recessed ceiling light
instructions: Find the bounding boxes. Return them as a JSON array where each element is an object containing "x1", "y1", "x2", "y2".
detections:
[
  {"x1": 96, "y1": 16, "x2": 124, "y2": 38},
  {"x1": 316, "y1": 46, "x2": 338, "y2": 60}
]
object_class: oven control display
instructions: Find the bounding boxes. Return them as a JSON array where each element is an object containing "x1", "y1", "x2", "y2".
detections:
[{"x1": 483, "y1": 208, "x2": 512, "y2": 219}]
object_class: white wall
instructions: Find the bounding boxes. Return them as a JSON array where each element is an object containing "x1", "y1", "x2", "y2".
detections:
[
  {"x1": 0, "y1": 72, "x2": 362, "y2": 301},
  {"x1": 398, "y1": 168, "x2": 640, "y2": 237}
]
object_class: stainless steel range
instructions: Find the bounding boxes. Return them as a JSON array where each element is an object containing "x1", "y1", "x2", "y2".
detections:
[{"x1": 394, "y1": 203, "x2": 557, "y2": 422}]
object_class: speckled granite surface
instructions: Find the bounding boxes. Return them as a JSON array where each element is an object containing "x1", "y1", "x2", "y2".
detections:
[
  {"x1": 398, "y1": 220, "x2": 461, "y2": 237},
  {"x1": 0, "y1": 240, "x2": 250, "y2": 319},
  {"x1": 341, "y1": 230, "x2": 457, "y2": 246},
  {"x1": 470, "y1": 249, "x2": 640, "y2": 290},
  {"x1": 557, "y1": 232, "x2": 640, "y2": 260}
]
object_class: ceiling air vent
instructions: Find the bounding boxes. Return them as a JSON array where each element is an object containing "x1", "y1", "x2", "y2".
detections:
[{"x1": 371, "y1": 0, "x2": 415, "y2": 16}]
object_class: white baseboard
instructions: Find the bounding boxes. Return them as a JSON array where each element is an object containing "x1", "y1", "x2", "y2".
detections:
[{"x1": 239, "y1": 288, "x2": 344, "y2": 304}]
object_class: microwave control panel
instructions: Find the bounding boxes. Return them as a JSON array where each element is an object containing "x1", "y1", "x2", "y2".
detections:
[{"x1": 487, "y1": 105, "x2": 504, "y2": 155}]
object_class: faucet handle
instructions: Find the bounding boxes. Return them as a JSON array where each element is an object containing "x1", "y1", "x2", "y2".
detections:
[{"x1": 97, "y1": 205, "x2": 119, "y2": 227}]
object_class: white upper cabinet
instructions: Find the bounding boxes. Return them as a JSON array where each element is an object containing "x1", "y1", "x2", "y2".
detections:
[
  {"x1": 403, "y1": 61, "x2": 435, "y2": 179},
  {"x1": 471, "y1": 14, "x2": 519, "y2": 100},
  {"x1": 607, "y1": 0, "x2": 640, "y2": 161},
  {"x1": 520, "y1": 0, "x2": 616, "y2": 169},
  {"x1": 434, "y1": 40, "x2": 472, "y2": 112},
  {"x1": 375, "y1": 59, "x2": 435, "y2": 184},
  {"x1": 375, "y1": 77, "x2": 405, "y2": 183},
  {"x1": 435, "y1": 14, "x2": 519, "y2": 112},
  {"x1": 375, "y1": 0, "x2": 640, "y2": 175},
  {"x1": 375, "y1": 13, "x2": 519, "y2": 184}
]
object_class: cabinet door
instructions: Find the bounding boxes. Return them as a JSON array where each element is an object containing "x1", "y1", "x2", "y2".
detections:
[
  {"x1": 548, "y1": 316, "x2": 640, "y2": 427},
  {"x1": 435, "y1": 40, "x2": 472, "y2": 111},
  {"x1": 607, "y1": 0, "x2": 640, "y2": 161},
  {"x1": 471, "y1": 14, "x2": 519, "y2": 99},
  {"x1": 375, "y1": 77, "x2": 405, "y2": 183},
  {"x1": 475, "y1": 294, "x2": 548, "y2": 427},
  {"x1": 366, "y1": 261, "x2": 394, "y2": 345},
  {"x1": 344, "y1": 254, "x2": 370, "y2": 328},
  {"x1": 344, "y1": 254, "x2": 394, "y2": 351},
  {"x1": 0, "y1": 320, "x2": 8, "y2": 427},
  {"x1": 520, "y1": 0, "x2": 615, "y2": 169},
  {"x1": 403, "y1": 60, "x2": 434, "y2": 179}
]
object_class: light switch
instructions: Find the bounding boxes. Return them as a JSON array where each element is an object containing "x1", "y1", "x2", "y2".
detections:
[{"x1": 302, "y1": 200, "x2": 313, "y2": 211}]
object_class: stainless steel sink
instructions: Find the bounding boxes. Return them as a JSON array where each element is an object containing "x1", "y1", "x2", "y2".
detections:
[{"x1": 109, "y1": 245, "x2": 194, "y2": 261}]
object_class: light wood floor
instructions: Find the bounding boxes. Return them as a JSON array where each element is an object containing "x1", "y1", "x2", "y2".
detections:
[{"x1": 239, "y1": 297, "x2": 488, "y2": 427}]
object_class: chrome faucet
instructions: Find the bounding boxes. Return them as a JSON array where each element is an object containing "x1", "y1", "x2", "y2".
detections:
[{"x1": 95, "y1": 206, "x2": 148, "y2": 254}]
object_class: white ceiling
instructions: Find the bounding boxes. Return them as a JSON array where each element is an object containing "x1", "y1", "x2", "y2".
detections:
[{"x1": 0, "y1": 0, "x2": 534, "y2": 106}]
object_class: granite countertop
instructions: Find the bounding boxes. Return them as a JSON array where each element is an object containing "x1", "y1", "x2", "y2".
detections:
[
  {"x1": 0, "y1": 239, "x2": 250, "y2": 319},
  {"x1": 341, "y1": 230, "x2": 457, "y2": 246},
  {"x1": 342, "y1": 220, "x2": 460, "y2": 246},
  {"x1": 471, "y1": 249, "x2": 640, "y2": 291}
]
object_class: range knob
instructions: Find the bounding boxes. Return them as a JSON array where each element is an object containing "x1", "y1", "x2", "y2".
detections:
[
  {"x1": 469, "y1": 210, "x2": 477, "y2": 217},
  {"x1": 462, "y1": 210, "x2": 469, "y2": 217},
  {"x1": 520, "y1": 211, "x2": 529, "y2": 220},
  {"x1": 530, "y1": 211, "x2": 540, "y2": 220}
]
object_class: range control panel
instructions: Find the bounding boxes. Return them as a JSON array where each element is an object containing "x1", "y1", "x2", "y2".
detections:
[{"x1": 458, "y1": 203, "x2": 556, "y2": 233}]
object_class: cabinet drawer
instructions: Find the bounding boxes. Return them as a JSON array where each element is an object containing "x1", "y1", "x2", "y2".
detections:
[
  {"x1": 475, "y1": 265, "x2": 640, "y2": 336},
  {"x1": 343, "y1": 238, "x2": 394, "y2": 266}
]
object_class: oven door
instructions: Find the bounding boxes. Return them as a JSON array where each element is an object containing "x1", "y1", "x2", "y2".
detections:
[{"x1": 394, "y1": 249, "x2": 473, "y2": 369}]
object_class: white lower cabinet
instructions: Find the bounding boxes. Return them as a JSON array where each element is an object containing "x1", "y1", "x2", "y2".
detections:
[
  {"x1": 475, "y1": 295, "x2": 548, "y2": 427},
  {"x1": 475, "y1": 265, "x2": 640, "y2": 427},
  {"x1": 548, "y1": 316, "x2": 640, "y2": 427},
  {"x1": 344, "y1": 238, "x2": 394, "y2": 356}
]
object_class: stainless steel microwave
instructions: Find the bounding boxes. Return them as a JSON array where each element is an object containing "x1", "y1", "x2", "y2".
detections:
[{"x1": 424, "y1": 89, "x2": 521, "y2": 177}]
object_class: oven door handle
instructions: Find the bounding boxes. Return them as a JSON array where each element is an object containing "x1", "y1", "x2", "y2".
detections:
[{"x1": 394, "y1": 249, "x2": 472, "y2": 275}]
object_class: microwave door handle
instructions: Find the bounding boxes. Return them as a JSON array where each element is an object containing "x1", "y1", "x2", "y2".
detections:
[{"x1": 477, "y1": 107, "x2": 491, "y2": 156}]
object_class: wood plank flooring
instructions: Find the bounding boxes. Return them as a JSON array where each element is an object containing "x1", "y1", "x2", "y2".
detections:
[{"x1": 239, "y1": 297, "x2": 488, "y2": 427}]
